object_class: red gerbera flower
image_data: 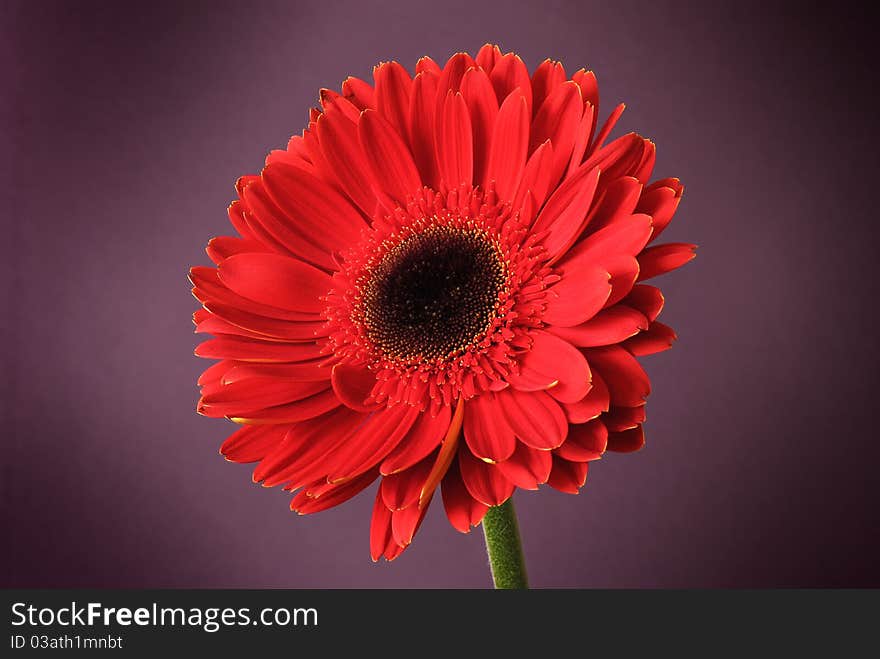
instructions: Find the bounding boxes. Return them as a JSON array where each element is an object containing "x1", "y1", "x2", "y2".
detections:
[{"x1": 191, "y1": 44, "x2": 694, "y2": 562}]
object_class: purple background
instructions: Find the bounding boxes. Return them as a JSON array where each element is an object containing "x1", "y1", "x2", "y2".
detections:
[{"x1": 4, "y1": 0, "x2": 878, "y2": 588}]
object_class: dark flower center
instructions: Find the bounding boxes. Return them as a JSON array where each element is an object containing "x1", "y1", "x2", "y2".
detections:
[{"x1": 362, "y1": 225, "x2": 507, "y2": 361}]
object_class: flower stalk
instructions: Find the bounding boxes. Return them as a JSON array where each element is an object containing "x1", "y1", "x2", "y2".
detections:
[{"x1": 481, "y1": 498, "x2": 529, "y2": 589}]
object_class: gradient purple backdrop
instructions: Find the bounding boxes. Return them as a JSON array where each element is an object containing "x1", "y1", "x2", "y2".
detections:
[{"x1": 3, "y1": 0, "x2": 878, "y2": 588}]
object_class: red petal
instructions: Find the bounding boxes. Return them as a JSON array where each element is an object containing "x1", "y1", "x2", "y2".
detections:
[
  {"x1": 507, "y1": 330, "x2": 591, "y2": 404},
  {"x1": 603, "y1": 254, "x2": 641, "y2": 307},
  {"x1": 543, "y1": 265, "x2": 611, "y2": 327},
  {"x1": 390, "y1": 501, "x2": 429, "y2": 548},
  {"x1": 370, "y1": 490, "x2": 394, "y2": 561},
  {"x1": 637, "y1": 179, "x2": 683, "y2": 242},
  {"x1": 531, "y1": 164, "x2": 600, "y2": 260},
  {"x1": 217, "y1": 253, "x2": 330, "y2": 313},
  {"x1": 463, "y1": 392, "x2": 516, "y2": 463},
  {"x1": 474, "y1": 44, "x2": 501, "y2": 73},
  {"x1": 590, "y1": 102, "x2": 625, "y2": 153},
  {"x1": 623, "y1": 284, "x2": 665, "y2": 322},
  {"x1": 623, "y1": 321, "x2": 677, "y2": 356},
  {"x1": 497, "y1": 389, "x2": 568, "y2": 450},
  {"x1": 408, "y1": 72, "x2": 440, "y2": 189},
  {"x1": 255, "y1": 407, "x2": 364, "y2": 487},
  {"x1": 415, "y1": 56, "x2": 442, "y2": 76},
  {"x1": 554, "y1": 419, "x2": 607, "y2": 461},
  {"x1": 260, "y1": 163, "x2": 366, "y2": 256},
  {"x1": 547, "y1": 456, "x2": 589, "y2": 494},
  {"x1": 206, "y1": 235, "x2": 265, "y2": 264},
  {"x1": 489, "y1": 53, "x2": 532, "y2": 116},
  {"x1": 226, "y1": 200, "x2": 257, "y2": 241},
  {"x1": 374, "y1": 61, "x2": 412, "y2": 143},
  {"x1": 417, "y1": 398, "x2": 465, "y2": 508},
  {"x1": 435, "y1": 53, "x2": 475, "y2": 109},
  {"x1": 637, "y1": 243, "x2": 697, "y2": 281},
  {"x1": 195, "y1": 337, "x2": 324, "y2": 363},
  {"x1": 199, "y1": 378, "x2": 329, "y2": 414},
  {"x1": 201, "y1": 301, "x2": 328, "y2": 341},
  {"x1": 326, "y1": 404, "x2": 421, "y2": 481},
  {"x1": 380, "y1": 456, "x2": 434, "y2": 510},
  {"x1": 240, "y1": 179, "x2": 336, "y2": 270},
  {"x1": 460, "y1": 66, "x2": 498, "y2": 184},
  {"x1": 586, "y1": 176, "x2": 643, "y2": 233},
  {"x1": 315, "y1": 106, "x2": 378, "y2": 216},
  {"x1": 483, "y1": 90, "x2": 529, "y2": 202},
  {"x1": 230, "y1": 388, "x2": 341, "y2": 425},
  {"x1": 458, "y1": 447, "x2": 515, "y2": 506},
  {"x1": 530, "y1": 59, "x2": 566, "y2": 119},
  {"x1": 220, "y1": 425, "x2": 287, "y2": 463},
  {"x1": 561, "y1": 370, "x2": 610, "y2": 423},
  {"x1": 606, "y1": 425, "x2": 646, "y2": 453},
  {"x1": 495, "y1": 441, "x2": 553, "y2": 490},
  {"x1": 566, "y1": 102, "x2": 595, "y2": 178},
  {"x1": 191, "y1": 265, "x2": 318, "y2": 321},
  {"x1": 441, "y1": 458, "x2": 489, "y2": 533},
  {"x1": 381, "y1": 404, "x2": 452, "y2": 475},
  {"x1": 604, "y1": 405, "x2": 647, "y2": 432},
  {"x1": 291, "y1": 470, "x2": 376, "y2": 514},
  {"x1": 341, "y1": 76, "x2": 376, "y2": 110},
  {"x1": 585, "y1": 345, "x2": 650, "y2": 407},
  {"x1": 221, "y1": 361, "x2": 329, "y2": 384},
  {"x1": 529, "y1": 81, "x2": 583, "y2": 188},
  {"x1": 436, "y1": 91, "x2": 473, "y2": 188},
  {"x1": 562, "y1": 213, "x2": 653, "y2": 268},
  {"x1": 331, "y1": 363, "x2": 380, "y2": 412},
  {"x1": 358, "y1": 109, "x2": 423, "y2": 205},
  {"x1": 513, "y1": 139, "x2": 555, "y2": 212},
  {"x1": 549, "y1": 305, "x2": 648, "y2": 347}
]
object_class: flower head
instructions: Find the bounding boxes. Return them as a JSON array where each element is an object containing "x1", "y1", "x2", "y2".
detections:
[{"x1": 191, "y1": 45, "x2": 695, "y2": 561}]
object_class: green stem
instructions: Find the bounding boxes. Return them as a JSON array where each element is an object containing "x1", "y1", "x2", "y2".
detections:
[{"x1": 481, "y1": 498, "x2": 529, "y2": 589}]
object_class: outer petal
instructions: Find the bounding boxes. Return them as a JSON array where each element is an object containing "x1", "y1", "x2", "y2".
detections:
[
  {"x1": 441, "y1": 458, "x2": 489, "y2": 533},
  {"x1": 529, "y1": 81, "x2": 583, "y2": 188},
  {"x1": 463, "y1": 392, "x2": 516, "y2": 463},
  {"x1": 531, "y1": 164, "x2": 600, "y2": 260},
  {"x1": 261, "y1": 162, "x2": 366, "y2": 254},
  {"x1": 606, "y1": 425, "x2": 646, "y2": 453},
  {"x1": 380, "y1": 456, "x2": 434, "y2": 510},
  {"x1": 543, "y1": 265, "x2": 611, "y2": 327},
  {"x1": 358, "y1": 109, "x2": 423, "y2": 205},
  {"x1": 381, "y1": 404, "x2": 453, "y2": 475},
  {"x1": 507, "y1": 330, "x2": 592, "y2": 404},
  {"x1": 326, "y1": 403, "x2": 421, "y2": 481},
  {"x1": 547, "y1": 456, "x2": 589, "y2": 494},
  {"x1": 217, "y1": 253, "x2": 330, "y2": 313},
  {"x1": 220, "y1": 425, "x2": 287, "y2": 463},
  {"x1": 458, "y1": 447, "x2": 515, "y2": 507},
  {"x1": 374, "y1": 61, "x2": 412, "y2": 142},
  {"x1": 585, "y1": 345, "x2": 650, "y2": 407},
  {"x1": 408, "y1": 72, "x2": 440, "y2": 189},
  {"x1": 497, "y1": 389, "x2": 568, "y2": 450},
  {"x1": 436, "y1": 91, "x2": 474, "y2": 188},
  {"x1": 623, "y1": 321, "x2": 677, "y2": 356},
  {"x1": 561, "y1": 370, "x2": 610, "y2": 423},
  {"x1": 460, "y1": 66, "x2": 498, "y2": 184},
  {"x1": 194, "y1": 337, "x2": 324, "y2": 363},
  {"x1": 315, "y1": 106, "x2": 378, "y2": 216},
  {"x1": 637, "y1": 243, "x2": 697, "y2": 281},
  {"x1": 554, "y1": 420, "x2": 607, "y2": 462},
  {"x1": 548, "y1": 305, "x2": 648, "y2": 347},
  {"x1": 489, "y1": 53, "x2": 532, "y2": 116},
  {"x1": 495, "y1": 441, "x2": 553, "y2": 490},
  {"x1": 331, "y1": 363, "x2": 381, "y2": 412},
  {"x1": 483, "y1": 90, "x2": 529, "y2": 202}
]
